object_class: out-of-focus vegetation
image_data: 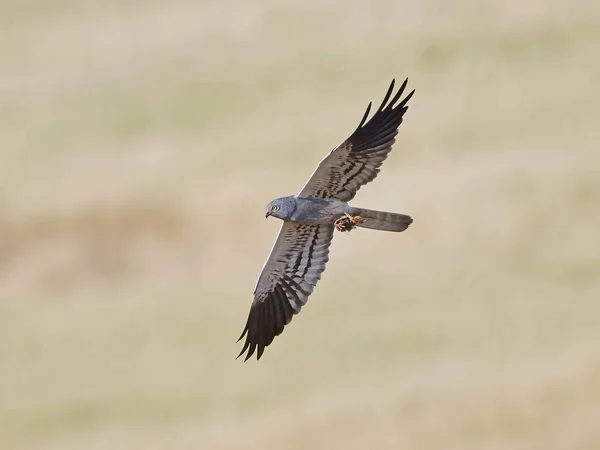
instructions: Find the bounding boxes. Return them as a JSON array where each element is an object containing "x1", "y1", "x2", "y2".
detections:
[{"x1": 1, "y1": 1, "x2": 600, "y2": 449}]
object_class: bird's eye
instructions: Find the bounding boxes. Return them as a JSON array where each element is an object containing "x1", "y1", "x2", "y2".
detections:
[{"x1": 271, "y1": 205, "x2": 279, "y2": 211}]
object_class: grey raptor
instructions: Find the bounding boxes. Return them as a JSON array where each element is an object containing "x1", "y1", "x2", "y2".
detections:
[{"x1": 238, "y1": 79, "x2": 415, "y2": 361}]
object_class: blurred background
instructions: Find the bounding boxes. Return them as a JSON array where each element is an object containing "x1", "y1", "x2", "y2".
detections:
[{"x1": 1, "y1": 1, "x2": 600, "y2": 449}]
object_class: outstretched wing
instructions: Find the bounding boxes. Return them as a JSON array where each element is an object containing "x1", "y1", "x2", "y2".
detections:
[
  {"x1": 237, "y1": 222, "x2": 334, "y2": 361},
  {"x1": 298, "y1": 78, "x2": 415, "y2": 202}
]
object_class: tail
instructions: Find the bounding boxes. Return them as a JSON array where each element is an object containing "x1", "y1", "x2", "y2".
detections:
[{"x1": 350, "y1": 207, "x2": 413, "y2": 232}]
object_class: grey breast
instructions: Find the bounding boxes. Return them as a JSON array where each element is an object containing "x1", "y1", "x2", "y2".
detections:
[{"x1": 291, "y1": 198, "x2": 347, "y2": 224}]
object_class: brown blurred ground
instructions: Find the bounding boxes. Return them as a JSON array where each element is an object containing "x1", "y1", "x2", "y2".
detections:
[{"x1": 1, "y1": 1, "x2": 600, "y2": 449}]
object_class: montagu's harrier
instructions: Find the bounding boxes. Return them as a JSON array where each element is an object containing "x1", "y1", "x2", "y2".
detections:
[{"x1": 238, "y1": 79, "x2": 415, "y2": 361}]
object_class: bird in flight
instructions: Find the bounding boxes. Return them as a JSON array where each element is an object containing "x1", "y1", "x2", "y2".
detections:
[{"x1": 238, "y1": 79, "x2": 415, "y2": 361}]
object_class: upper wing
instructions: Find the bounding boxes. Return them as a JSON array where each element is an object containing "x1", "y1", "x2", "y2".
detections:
[
  {"x1": 237, "y1": 222, "x2": 334, "y2": 361},
  {"x1": 298, "y1": 79, "x2": 415, "y2": 201}
]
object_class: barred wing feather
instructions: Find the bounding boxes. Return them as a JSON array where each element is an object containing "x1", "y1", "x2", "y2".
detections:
[
  {"x1": 298, "y1": 78, "x2": 414, "y2": 201},
  {"x1": 237, "y1": 222, "x2": 334, "y2": 361}
]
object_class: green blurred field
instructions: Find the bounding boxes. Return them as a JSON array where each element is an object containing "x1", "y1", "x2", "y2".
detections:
[{"x1": 2, "y1": 1, "x2": 600, "y2": 449}]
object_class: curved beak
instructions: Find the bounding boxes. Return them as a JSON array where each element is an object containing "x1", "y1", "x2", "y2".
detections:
[{"x1": 265, "y1": 210, "x2": 270, "y2": 218}]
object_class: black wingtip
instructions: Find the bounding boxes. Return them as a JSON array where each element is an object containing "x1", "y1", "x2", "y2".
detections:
[
  {"x1": 378, "y1": 79, "x2": 396, "y2": 112},
  {"x1": 244, "y1": 343, "x2": 256, "y2": 362},
  {"x1": 236, "y1": 336, "x2": 250, "y2": 359},
  {"x1": 401, "y1": 77, "x2": 408, "y2": 90},
  {"x1": 236, "y1": 273, "x2": 309, "y2": 362},
  {"x1": 236, "y1": 322, "x2": 249, "y2": 343},
  {"x1": 385, "y1": 78, "x2": 409, "y2": 111},
  {"x1": 235, "y1": 308, "x2": 267, "y2": 361},
  {"x1": 367, "y1": 77, "x2": 414, "y2": 116},
  {"x1": 355, "y1": 78, "x2": 414, "y2": 131},
  {"x1": 345, "y1": 77, "x2": 415, "y2": 152},
  {"x1": 236, "y1": 341, "x2": 264, "y2": 362},
  {"x1": 401, "y1": 89, "x2": 416, "y2": 107},
  {"x1": 356, "y1": 101, "x2": 372, "y2": 130}
]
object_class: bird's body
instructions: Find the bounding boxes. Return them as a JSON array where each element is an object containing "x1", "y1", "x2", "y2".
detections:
[
  {"x1": 267, "y1": 196, "x2": 352, "y2": 225},
  {"x1": 267, "y1": 195, "x2": 412, "y2": 231},
  {"x1": 267, "y1": 196, "x2": 347, "y2": 225},
  {"x1": 238, "y1": 78, "x2": 416, "y2": 361}
]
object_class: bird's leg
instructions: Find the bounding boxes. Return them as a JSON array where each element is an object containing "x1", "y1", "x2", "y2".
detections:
[
  {"x1": 334, "y1": 216, "x2": 349, "y2": 232},
  {"x1": 334, "y1": 213, "x2": 366, "y2": 232},
  {"x1": 346, "y1": 213, "x2": 366, "y2": 225}
]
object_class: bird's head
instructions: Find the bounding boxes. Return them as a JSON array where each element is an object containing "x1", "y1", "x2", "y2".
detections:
[{"x1": 265, "y1": 197, "x2": 295, "y2": 220}]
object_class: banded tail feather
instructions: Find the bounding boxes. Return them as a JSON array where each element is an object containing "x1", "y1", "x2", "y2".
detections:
[{"x1": 350, "y1": 207, "x2": 412, "y2": 232}]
